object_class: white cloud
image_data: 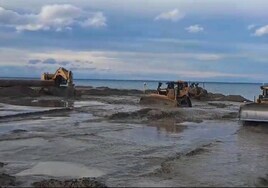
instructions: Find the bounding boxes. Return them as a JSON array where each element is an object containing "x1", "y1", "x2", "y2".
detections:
[
  {"x1": 80, "y1": 12, "x2": 107, "y2": 28},
  {"x1": 194, "y1": 54, "x2": 221, "y2": 61},
  {"x1": 0, "y1": 4, "x2": 107, "y2": 32},
  {"x1": 185, "y1": 24, "x2": 204, "y2": 33},
  {"x1": 155, "y1": 9, "x2": 184, "y2": 22},
  {"x1": 254, "y1": 25, "x2": 268, "y2": 36},
  {"x1": 247, "y1": 24, "x2": 256, "y2": 30},
  {"x1": 0, "y1": 47, "x2": 267, "y2": 81},
  {"x1": 1, "y1": 0, "x2": 268, "y2": 19}
]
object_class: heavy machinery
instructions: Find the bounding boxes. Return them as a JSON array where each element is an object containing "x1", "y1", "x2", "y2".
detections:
[
  {"x1": 188, "y1": 82, "x2": 208, "y2": 99},
  {"x1": 239, "y1": 85, "x2": 268, "y2": 123},
  {"x1": 140, "y1": 80, "x2": 192, "y2": 107},
  {"x1": 41, "y1": 67, "x2": 73, "y2": 87}
]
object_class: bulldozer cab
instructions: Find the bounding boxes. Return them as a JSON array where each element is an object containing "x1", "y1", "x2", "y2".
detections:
[
  {"x1": 261, "y1": 86, "x2": 268, "y2": 97},
  {"x1": 157, "y1": 81, "x2": 189, "y2": 100},
  {"x1": 257, "y1": 85, "x2": 268, "y2": 103}
]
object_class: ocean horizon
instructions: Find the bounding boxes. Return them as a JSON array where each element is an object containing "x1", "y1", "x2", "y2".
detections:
[{"x1": 0, "y1": 77, "x2": 263, "y2": 100}]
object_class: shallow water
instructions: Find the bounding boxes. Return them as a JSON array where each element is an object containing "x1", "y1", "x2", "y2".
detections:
[
  {"x1": 0, "y1": 98, "x2": 267, "y2": 187},
  {"x1": 16, "y1": 161, "x2": 104, "y2": 178}
]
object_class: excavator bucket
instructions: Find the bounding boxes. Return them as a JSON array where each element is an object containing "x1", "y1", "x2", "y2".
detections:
[{"x1": 239, "y1": 103, "x2": 268, "y2": 122}]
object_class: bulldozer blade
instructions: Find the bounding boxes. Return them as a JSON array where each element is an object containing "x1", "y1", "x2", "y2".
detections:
[{"x1": 239, "y1": 103, "x2": 268, "y2": 122}]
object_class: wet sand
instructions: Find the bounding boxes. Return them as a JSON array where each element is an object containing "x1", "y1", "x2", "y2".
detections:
[{"x1": 0, "y1": 86, "x2": 267, "y2": 187}]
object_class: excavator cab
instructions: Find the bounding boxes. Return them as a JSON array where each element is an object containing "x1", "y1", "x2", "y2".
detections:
[{"x1": 41, "y1": 67, "x2": 73, "y2": 87}]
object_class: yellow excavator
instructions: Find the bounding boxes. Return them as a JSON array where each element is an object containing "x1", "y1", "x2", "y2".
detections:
[
  {"x1": 239, "y1": 85, "x2": 268, "y2": 122},
  {"x1": 41, "y1": 67, "x2": 73, "y2": 87},
  {"x1": 140, "y1": 81, "x2": 192, "y2": 107}
]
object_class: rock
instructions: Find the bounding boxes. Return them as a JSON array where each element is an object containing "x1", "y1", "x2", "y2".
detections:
[
  {"x1": 0, "y1": 162, "x2": 4, "y2": 168},
  {"x1": 32, "y1": 177, "x2": 107, "y2": 188},
  {"x1": 0, "y1": 173, "x2": 17, "y2": 186}
]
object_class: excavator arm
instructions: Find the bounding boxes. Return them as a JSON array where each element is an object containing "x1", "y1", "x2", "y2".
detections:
[{"x1": 41, "y1": 67, "x2": 73, "y2": 86}]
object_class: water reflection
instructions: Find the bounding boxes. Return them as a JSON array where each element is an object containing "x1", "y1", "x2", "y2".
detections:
[
  {"x1": 147, "y1": 120, "x2": 187, "y2": 134},
  {"x1": 30, "y1": 99, "x2": 74, "y2": 108}
]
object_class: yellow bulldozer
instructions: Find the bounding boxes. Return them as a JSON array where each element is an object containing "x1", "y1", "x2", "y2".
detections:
[
  {"x1": 239, "y1": 85, "x2": 268, "y2": 122},
  {"x1": 41, "y1": 67, "x2": 73, "y2": 87},
  {"x1": 140, "y1": 81, "x2": 192, "y2": 107}
]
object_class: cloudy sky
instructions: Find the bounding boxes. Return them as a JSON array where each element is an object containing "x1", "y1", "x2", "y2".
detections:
[{"x1": 0, "y1": 0, "x2": 268, "y2": 82}]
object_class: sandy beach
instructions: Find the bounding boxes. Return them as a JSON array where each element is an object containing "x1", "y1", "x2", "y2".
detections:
[{"x1": 0, "y1": 86, "x2": 267, "y2": 187}]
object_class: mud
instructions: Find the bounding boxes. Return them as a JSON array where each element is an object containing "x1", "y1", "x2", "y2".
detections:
[
  {"x1": 0, "y1": 173, "x2": 17, "y2": 186},
  {"x1": 257, "y1": 174, "x2": 268, "y2": 187},
  {"x1": 208, "y1": 102, "x2": 228, "y2": 108},
  {"x1": 0, "y1": 85, "x2": 266, "y2": 187},
  {"x1": 108, "y1": 106, "x2": 238, "y2": 124},
  {"x1": 0, "y1": 86, "x2": 38, "y2": 97},
  {"x1": 32, "y1": 178, "x2": 107, "y2": 188},
  {"x1": 149, "y1": 143, "x2": 213, "y2": 176},
  {"x1": 76, "y1": 86, "x2": 147, "y2": 96},
  {"x1": 202, "y1": 92, "x2": 251, "y2": 102},
  {"x1": 0, "y1": 108, "x2": 73, "y2": 122}
]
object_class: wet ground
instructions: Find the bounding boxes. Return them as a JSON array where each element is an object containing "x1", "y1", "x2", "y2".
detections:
[{"x1": 0, "y1": 94, "x2": 267, "y2": 187}]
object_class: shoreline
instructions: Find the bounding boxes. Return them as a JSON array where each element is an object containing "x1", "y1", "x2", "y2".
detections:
[{"x1": 0, "y1": 85, "x2": 267, "y2": 187}]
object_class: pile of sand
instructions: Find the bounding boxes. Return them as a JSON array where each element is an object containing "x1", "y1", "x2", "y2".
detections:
[{"x1": 203, "y1": 93, "x2": 250, "y2": 102}]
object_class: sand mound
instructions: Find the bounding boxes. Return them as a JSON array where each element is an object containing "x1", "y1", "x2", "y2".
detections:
[
  {"x1": 201, "y1": 93, "x2": 250, "y2": 102},
  {"x1": 109, "y1": 108, "x2": 184, "y2": 122},
  {"x1": 0, "y1": 86, "x2": 38, "y2": 97}
]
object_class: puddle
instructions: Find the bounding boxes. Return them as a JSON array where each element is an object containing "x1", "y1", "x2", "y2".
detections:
[
  {"x1": 74, "y1": 101, "x2": 106, "y2": 108},
  {"x1": 16, "y1": 161, "x2": 105, "y2": 178},
  {"x1": 31, "y1": 99, "x2": 74, "y2": 108}
]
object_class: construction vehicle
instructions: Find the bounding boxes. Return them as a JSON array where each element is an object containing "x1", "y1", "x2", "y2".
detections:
[
  {"x1": 41, "y1": 67, "x2": 73, "y2": 87},
  {"x1": 188, "y1": 82, "x2": 208, "y2": 99},
  {"x1": 140, "y1": 81, "x2": 192, "y2": 107},
  {"x1": 239, "y1": 85, "x2": 268, "y2": 123}
]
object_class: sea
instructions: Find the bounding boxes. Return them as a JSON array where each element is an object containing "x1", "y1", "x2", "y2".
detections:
[
  {"x1": 75, "y1": 79, "x2": 263, "y2": 101},
  {"x1": 0, "y1": 77, "x2": 264, "y2": 101}
]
